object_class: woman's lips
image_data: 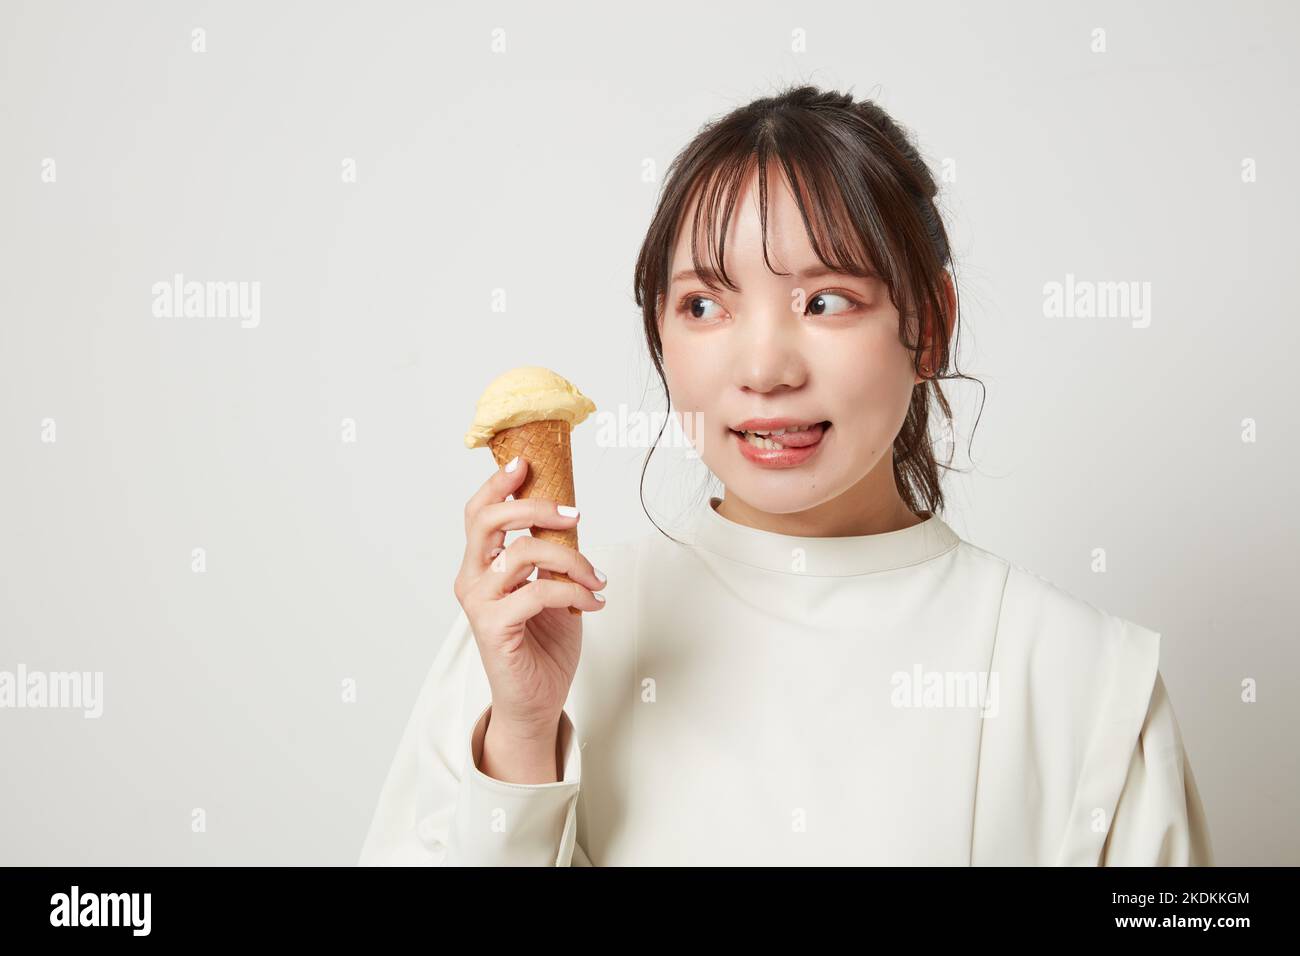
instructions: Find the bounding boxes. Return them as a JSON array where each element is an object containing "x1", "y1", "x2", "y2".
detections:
[{"x1": 730, "y1": 421, "x2": 831, "y2": 467}]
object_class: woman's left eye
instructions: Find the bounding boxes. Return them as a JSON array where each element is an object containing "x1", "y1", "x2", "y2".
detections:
[{"x1": 806, "y1": 292, "x2": 859, "y2": 316}]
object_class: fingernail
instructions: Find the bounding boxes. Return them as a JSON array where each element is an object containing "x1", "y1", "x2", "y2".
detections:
[
  {"x1": 593, "y1": 592, "x2": 605, "y2": 602},
  {"x1": 557, "y1": 504, "x2": 579, "y2": 517},
  {"x1": 505, "y1": 456, "x2": 520, "y2": 473},
  {"x1": 594, "y1": 568, "x2": 606, "y2": 583}
]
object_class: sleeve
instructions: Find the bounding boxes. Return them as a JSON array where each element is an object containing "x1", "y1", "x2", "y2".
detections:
[
  {"x1": 1100, "y1": 671, "x2": 1215, "y2": 866},
  {"x1": 356, "y1": 606, "x2": 585, "y2": 866}
]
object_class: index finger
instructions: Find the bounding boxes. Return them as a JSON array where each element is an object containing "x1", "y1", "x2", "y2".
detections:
[
  {"x1": 464, "y1": 453, "x2": 529, "y2": 531},
  {"x1": 462, "y1": 453, "x2": 531, "y2": 569}
]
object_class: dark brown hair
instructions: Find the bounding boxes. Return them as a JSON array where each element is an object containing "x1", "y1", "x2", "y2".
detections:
[{"x1": 632, "y1": 84, "x2": 982, "y2": 540}]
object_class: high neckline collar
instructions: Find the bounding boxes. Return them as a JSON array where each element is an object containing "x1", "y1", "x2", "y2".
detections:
[{"x1": 688, "y1": 495, "x2": 961, "y2": 576}]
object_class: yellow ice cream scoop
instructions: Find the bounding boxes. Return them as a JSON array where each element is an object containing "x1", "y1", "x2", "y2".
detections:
[{"x1": 464, "y1": 366, "x2": 597, "y2": 449}]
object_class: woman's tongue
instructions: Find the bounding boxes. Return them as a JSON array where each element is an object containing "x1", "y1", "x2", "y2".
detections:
[{"x1": 755, "y1": 421, "x2": 828, "y2": 448}]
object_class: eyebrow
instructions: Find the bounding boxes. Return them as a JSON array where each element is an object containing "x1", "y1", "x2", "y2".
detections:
[{"x1": 669, "y1": 263, "x2": 878, "y2": 287}]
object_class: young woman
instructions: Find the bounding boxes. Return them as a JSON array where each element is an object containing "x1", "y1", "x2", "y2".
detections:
[{"x1": 360, "y1": 85, "x2": 1213, "y2": 866}]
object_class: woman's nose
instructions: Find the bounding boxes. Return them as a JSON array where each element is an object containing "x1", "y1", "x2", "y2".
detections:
[{"x1": 730, "y1": 307, "x2": 808, "y2": 393}]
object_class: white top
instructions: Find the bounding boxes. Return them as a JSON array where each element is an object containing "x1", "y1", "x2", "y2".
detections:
[{"x1": 359, "y1": 495, "x2": 1214, "y2": 866}]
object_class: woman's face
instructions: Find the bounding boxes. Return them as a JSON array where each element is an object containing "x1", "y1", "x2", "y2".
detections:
[{"x1": 660, "y1": 164, "x2": 927, "y2": 521}]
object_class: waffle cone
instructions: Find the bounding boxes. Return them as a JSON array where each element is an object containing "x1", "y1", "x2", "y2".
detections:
[{"x1": 489, "y1": 419, "x2": 582, "y2": 615}]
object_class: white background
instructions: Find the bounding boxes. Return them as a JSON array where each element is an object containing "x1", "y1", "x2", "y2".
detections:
[{"x1": 1, "y1": 0, "x2": 1296, "y2": 864}]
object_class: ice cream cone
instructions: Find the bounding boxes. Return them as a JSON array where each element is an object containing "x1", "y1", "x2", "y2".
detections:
[
  {"x1": 468, "y1": 368, "x2": 596, "y2": 616},
  {"x1": 489, "y1": 420, "x2": 581, "y2": 610}
]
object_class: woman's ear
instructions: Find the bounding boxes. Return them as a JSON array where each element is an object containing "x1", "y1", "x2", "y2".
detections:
[{"x1": 914, "y1": 272, "x2": 957, "y2": 385}]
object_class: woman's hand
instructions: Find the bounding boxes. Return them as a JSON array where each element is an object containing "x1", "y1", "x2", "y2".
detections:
[{"x1": 453, "y1": 455, "x2": 607, "y2": 780}]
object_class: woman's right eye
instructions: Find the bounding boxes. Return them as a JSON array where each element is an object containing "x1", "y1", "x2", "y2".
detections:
[{"x1": 678, "y1": 295, "x2": 723, "y2": 322}]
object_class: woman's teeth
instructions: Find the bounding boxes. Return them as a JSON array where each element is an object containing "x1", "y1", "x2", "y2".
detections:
[{"x1": 742, "y1": 432, "x2": 785, "y2": 449}]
